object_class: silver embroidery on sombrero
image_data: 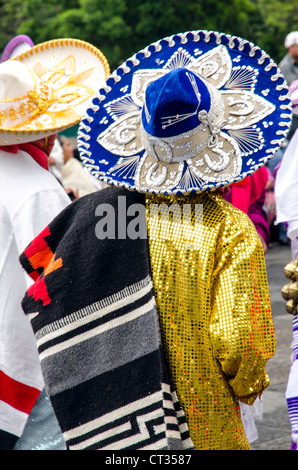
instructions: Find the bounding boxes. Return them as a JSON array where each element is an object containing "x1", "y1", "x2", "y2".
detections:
[
  {"x1": 221, "y1": 90, "x2": 275, "y2": 128},
  {"x1": 227, "y1": 126, "x2": 264, "y2": 156},
  {"x1": 135, "y1": 151, "x2": 184, "y2": 190},
  {"x1": 96, "y1": 44, "x2": 276, "y2": 193},
  {"x1": 104, "y1": 94, "x2": 139, "y2": 121},
  {"x1": 108, "y1": 156, "x2": 140, "y2": 180},
  {"x1": 224, "y1": 65, "x2": 258, "y2": 91},
  {"x1": 97, "y1": 112, "x2": 142, "y2": 156},
  {"x1": 187, "y1": 132, "x2": 242, "y2": 184}
]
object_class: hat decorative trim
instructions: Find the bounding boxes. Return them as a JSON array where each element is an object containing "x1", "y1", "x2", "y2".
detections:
[
  {"x1": 0, "y1": 35, "x2": 34, "y2": 63},
  {"x1": 0, "y1": 39, "x2": 110, "y2": 145},
  {"x1": 78, "y1": 30, "x2": 292, "y2": 195}
]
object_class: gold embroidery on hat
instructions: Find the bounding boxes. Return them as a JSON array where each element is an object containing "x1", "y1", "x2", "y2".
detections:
[
  {"x1": 28, "y1": 84, "x2": 54, "y2": 116},
  {"x1": 0, "y1": 39, "x2": 110, "y2": 138}
]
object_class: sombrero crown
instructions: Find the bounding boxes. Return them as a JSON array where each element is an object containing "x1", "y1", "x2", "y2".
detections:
[
  {"x1": 0, "y1": 38, "x2": 110, "y2": 146},
  {"x1": 78, "y1": 30, "x2": 292, "y2": 195}
]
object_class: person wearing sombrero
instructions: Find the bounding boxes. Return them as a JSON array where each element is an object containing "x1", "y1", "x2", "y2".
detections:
[
  {"x1": 275, "y1": 78, "x2": 298, "y2": 260},
  {"x1": 0, "y1": 36, "x2": 109, "y2": 449},
  {"x1": 19, "y1": 30, "x2": 291, "y2": 450},
  {"x1": 275, "y1": 78, "x2": 298, "y2": 450}
]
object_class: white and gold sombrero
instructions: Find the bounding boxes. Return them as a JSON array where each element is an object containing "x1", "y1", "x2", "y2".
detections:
[{"x1": 0, "y1": 38, "x2": 110, "y2": 145}]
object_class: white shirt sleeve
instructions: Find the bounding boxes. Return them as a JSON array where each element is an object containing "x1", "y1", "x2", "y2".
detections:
[{"x1": 275, "y1": 130, "x2": 298, "y2": 226}]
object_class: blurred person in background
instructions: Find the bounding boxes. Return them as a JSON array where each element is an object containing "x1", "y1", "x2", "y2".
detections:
[
  {"x1": 275, "y1": 77, "x2": 298, "y2": 451},
  {"x1": 58, "y1": 134, "x2": 106, "y2": 200},
  {"x1": 279, "y1": 31, "x2": 298, "y2": 141}
]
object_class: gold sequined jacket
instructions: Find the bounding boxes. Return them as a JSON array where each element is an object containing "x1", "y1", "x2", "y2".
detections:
[{"x1": 146, "y1": 191, "x2": 276, "y2": 450}]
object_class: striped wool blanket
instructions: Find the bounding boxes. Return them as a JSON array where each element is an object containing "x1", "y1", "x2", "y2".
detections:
[{"x1": 20, "y1": 186, "x2": 194, "y2": 450}]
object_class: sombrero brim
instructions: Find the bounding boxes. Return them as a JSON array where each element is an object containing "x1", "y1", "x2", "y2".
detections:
[
  {"x1": 0, "y1": 38, "x2": 110, "y2": 146},
  {"x1": 78, "y1": 30, "x2": 292, "y2": 196}
]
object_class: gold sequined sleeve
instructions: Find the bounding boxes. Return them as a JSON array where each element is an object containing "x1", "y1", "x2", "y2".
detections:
[{"x1": 210, "y1": 209, "x2": 276, "y2": 405}]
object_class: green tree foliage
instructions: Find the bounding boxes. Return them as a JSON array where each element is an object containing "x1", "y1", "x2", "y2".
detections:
[
  {"x1": 121, "y1": 0, "x2": 257, "y2": 61},
  {"x1": 251, "y1": 0, "x2": 298, "y2": 60},
  {"x1": 0, "y1": 0, "x2": 297, "y2": 70},
  {"x1": 0, "y1": 0, "x2": 26, "y2": 49}
]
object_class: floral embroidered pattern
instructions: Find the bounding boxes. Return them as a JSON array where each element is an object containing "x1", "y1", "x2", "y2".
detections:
[
  {"x1": 0, "y1": 38, "x2": 110, "y2": 145},
  {"x1": 0, "y1": 56, "x2": 95, "y2": 132}
]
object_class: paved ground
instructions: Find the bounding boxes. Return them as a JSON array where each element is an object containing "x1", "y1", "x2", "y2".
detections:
[{"x1": 250, "y1": 242, "x2": 293, "y2": 451}]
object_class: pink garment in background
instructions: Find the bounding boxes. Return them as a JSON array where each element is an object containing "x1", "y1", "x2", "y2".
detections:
[{"x1": 225, "y1": 167, "x2": 270, "y2": 246}]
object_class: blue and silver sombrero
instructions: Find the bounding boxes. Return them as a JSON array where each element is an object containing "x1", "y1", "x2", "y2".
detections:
[{"x1": 78, "y1": 30, "x2": 292, "y2": 195}]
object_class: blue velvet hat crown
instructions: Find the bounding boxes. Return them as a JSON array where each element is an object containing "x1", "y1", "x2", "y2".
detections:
[
  {"x1": 78, "y1": 30, "x2": 292, "y2": 195},
  {"x1": 141, "y1": 68, "x2": 211, "y2": 138}
]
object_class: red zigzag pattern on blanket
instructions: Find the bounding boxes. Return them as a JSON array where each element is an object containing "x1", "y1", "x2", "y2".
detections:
[{"x1": 23, "y1": 226, "x2": 63, "y2": 306}]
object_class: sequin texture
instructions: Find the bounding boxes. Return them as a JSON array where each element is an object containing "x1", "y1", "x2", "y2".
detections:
[{"x1": 146, "y1": 191, "x2": 276, "y2": 450}]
